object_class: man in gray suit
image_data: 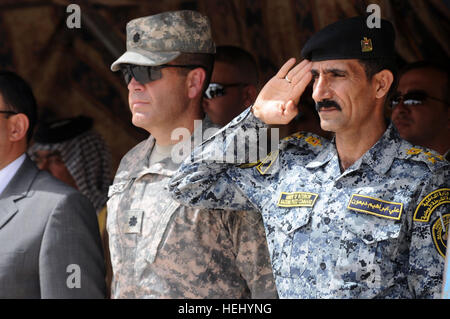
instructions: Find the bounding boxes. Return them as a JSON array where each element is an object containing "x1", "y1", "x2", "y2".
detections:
[{"x1": 0, "y1": 71, "x2": 106, "y2": 298}]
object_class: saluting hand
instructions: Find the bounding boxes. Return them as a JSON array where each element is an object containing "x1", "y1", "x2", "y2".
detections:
[{"x1": 252, "y1": 58, "x2": 312, "y2": 124}]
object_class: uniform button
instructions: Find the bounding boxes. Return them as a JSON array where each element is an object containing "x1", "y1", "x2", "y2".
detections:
[
  {"x1": 320, "y1": 262, "x2": 326, "y2": 270},
  {"x1": 335, "y1": 182, "x2": 342, "y2": 189},
  {"x1": 364, "y1": 234, "x2": 374, "y2": 242},
  {"x1": 323, "y1": 217, "x2": 330, "y2": 224},
  {"x1": 287, "y1": 224, "x2": 292, "y2": 231}
]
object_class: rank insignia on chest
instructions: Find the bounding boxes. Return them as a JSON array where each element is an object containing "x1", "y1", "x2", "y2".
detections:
[
  {"x1": 347, "y1": 194, "x2": 403, "y2": 220},
  {"x1": 277, "y1": 192, "x2": 319, "y2": 208},
  {"x1": 124, "y1": 209, "x2": 144, "y2": 234}
]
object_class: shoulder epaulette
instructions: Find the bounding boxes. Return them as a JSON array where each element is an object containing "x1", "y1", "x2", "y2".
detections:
[
  {"x1": 281, "y1": 131, "x2": 326, "y2": 153},
  {"x1": 399, "y1": 145, "x2": 448, "y2": 171}
]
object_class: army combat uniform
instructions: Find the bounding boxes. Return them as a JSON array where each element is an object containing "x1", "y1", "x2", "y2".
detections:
[
  {"x1": 107, "y1": 116, "x2": 277, "y2": 298},
  {"x1": 107, "y1": 10, "x2": 277, "y2": 299},
  {"x1": 170, "y1": 107, "x2": 450, "y2": 298}
]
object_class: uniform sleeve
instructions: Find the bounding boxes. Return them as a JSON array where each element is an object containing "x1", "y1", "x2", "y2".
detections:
[
  {"x1": 39, "y1": 191, "x2": 106, "y2": 298},
  {"x1": 169, "y1": 107, "x2": 272, "y2": 211},
  {"x1": 223, "y1": 210, "x2": 278, "y2": 299},
  {"x1": 408, "y1": 166, "x2": 450, "y2": 298}
]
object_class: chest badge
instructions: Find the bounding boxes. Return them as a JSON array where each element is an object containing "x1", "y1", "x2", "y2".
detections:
[
  {"x1": 347, "y1": 194, "x2": 403, "y2": 220},
  {"x1": 277, "y1": 192, "x2": 319, "y2": 208}
]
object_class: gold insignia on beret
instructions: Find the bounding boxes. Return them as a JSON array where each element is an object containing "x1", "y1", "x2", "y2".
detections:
[{"x1": 361, "y1": 37, "x2": 373, "y2": 53}]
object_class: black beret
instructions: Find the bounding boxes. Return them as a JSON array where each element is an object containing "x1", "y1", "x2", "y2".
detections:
[
  {"x1": 301, "y1": 16, "x2": 396, "y2": 61},
  {"x1": 34, "y1": 115, "x2": 93, "y2": 143}
]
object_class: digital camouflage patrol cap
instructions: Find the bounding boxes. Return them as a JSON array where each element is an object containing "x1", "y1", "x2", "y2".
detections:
[
  {"x1": 301, "y1": 16, "x2": 396, "y2": 61},
  {"x1": 111, "y1": 10, "x2": 215, "y2": 71}
]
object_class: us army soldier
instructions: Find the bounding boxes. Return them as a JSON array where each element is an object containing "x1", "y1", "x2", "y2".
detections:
[
  {"x1": 170, "y1": 16, "x2": 450, "y2": 298},
  {"x1": 107, "y1": 11, "x2": 277, "y2": 298}
]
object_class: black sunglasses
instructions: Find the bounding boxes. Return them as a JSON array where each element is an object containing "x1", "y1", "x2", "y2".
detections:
[
  {"x1": 204, "y1": 82, "x2": 247, "y2": 99},
  {"x1": 390, "y1": 90, "x2": 449, "y2": 108},
  {"x1": 120, "y1": 64, "x2": 204, "y2": 85}
]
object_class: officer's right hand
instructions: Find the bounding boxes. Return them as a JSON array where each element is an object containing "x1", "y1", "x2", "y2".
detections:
[{"x1": 252, "y1": 58, "x2": 312, "y2": 125}]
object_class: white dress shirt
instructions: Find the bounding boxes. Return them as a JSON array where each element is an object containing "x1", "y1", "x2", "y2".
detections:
[{"x1": 0, "y1": 153, "x2": 26, "y2": 196}]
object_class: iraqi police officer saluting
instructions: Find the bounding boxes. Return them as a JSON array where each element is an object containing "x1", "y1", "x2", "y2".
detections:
[
  {"x1": 170, "y1": 16, "x2": 450, "y2": 298},
  {"x1": 106, "y1": 11, "x2": 277, "y2": 298}
]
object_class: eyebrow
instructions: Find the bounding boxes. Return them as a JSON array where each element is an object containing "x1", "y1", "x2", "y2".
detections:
[{"x1": 310, "y1": 68, "x2": 347, "y2": 76}]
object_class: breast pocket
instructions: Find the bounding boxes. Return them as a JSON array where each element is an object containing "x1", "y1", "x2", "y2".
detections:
[
  {"x1": 335, "y1": 213, "x2": 402, "y2": 291},
  {"x1": 270, "y1": 206, "x2": 313, "y2": 279}
]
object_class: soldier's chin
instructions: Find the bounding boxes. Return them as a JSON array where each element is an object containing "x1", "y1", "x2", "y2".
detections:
[{"x1": 319, "y1": 119, "x2": 340, "y2": 132}]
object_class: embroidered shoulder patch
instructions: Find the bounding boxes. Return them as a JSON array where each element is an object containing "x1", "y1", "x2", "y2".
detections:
[
  {"x1": 347, "y1": 194, "x2": 403, "y2": 220},
  {"x1": 277, "y1": 192, "x2": 318, "y2": 208},
  {"x1": 413, "y1": 188, "x2": 450, "y2": 222},
  {"x1": 431, "y1": 213, "x2": 450, "y2": 258}
]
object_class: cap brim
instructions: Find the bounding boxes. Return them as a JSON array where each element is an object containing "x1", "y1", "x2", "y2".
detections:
[{"x1": 110, "y1": 50, "x2": 181, "y2": 71}]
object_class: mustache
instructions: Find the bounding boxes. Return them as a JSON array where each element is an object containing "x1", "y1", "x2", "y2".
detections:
[{"x1": 315, "y1": 100, "x2": 342, "y2": 112}]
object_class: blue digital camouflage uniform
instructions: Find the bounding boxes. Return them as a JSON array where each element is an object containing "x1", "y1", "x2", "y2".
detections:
[
  {"x1": 106, "y1": 116, "x2": 278, "y2": 299},
  {"x1": 169, "y1": 107, "x2": 450, "y2": 298}
]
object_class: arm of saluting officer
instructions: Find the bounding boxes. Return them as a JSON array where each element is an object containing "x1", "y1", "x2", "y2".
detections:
[
  {"x1": 169, "y1": 106, "x2": 263, "y2": 211},
  {"x1": 169, "y1": 58, "x2": 312, "y2": 211}
]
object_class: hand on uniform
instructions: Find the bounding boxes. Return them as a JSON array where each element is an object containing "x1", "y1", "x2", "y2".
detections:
[{"x1": 252, "y1": 58, "x2": 312, "y2": 124}]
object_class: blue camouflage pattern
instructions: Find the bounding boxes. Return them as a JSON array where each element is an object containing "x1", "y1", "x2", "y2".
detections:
[{"x1": 169, "y1": 107, "x2": 450, "y2": 298}]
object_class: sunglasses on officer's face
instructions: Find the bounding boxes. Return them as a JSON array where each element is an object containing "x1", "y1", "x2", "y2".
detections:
[
  {"x1": 120, "y1": 64, "x2": 204, "y2": 85},
  {"x1": 390, "y1": 90, "x2": 449, "y2": 108},
  {"x1": 204, "y1": 83, "x2": 247, "y2": 99}
]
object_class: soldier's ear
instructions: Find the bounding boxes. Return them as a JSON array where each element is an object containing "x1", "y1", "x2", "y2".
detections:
[
  {"x1": 186, "y1": 67, "x2": 206, "y2": 99},
  {"x1": 373, "y1": 69, "x2": 394, "y2": 99}
]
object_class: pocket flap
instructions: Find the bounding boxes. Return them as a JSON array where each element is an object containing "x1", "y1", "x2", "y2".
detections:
[
  {"x1": 344, "y1": 212, "x2": 402, "y2": 245},
  {"x1": 275, "y1": 207, "x2": 312, "y2": 235}
]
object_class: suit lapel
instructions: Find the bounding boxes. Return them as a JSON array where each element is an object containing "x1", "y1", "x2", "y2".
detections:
[{"x1": 0, "y1": 156, "x2": 38, "y2": 230}]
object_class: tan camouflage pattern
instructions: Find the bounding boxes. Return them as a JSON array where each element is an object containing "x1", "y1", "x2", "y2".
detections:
[
  {"x1": 106, "y1": 117, "x2": 277, "y2": 299},
  {"x1": 127, "y1": 10, "x2": 215, "y2": 55}
]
